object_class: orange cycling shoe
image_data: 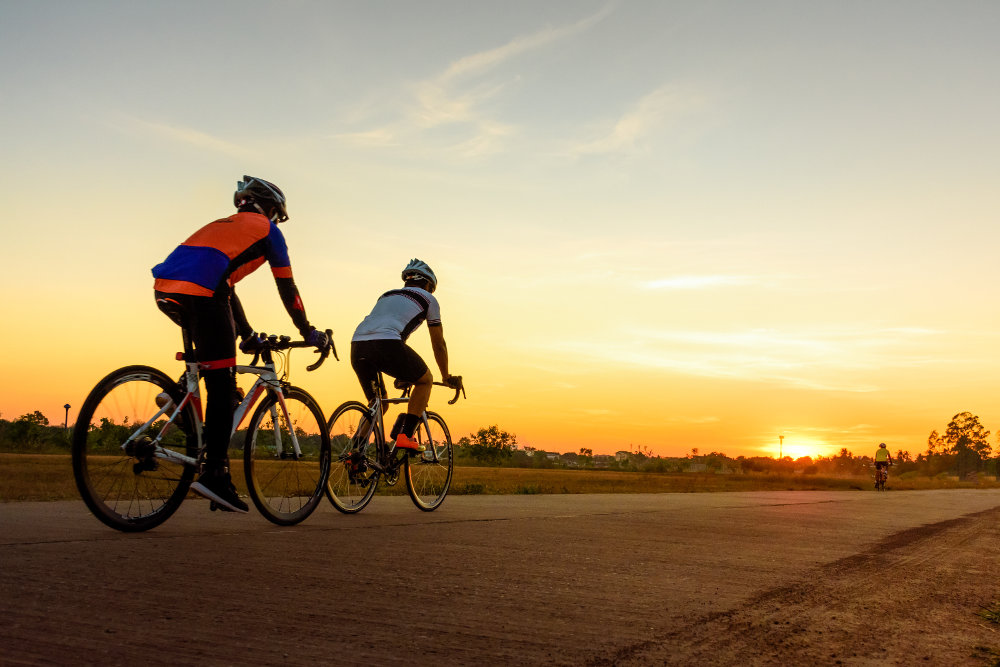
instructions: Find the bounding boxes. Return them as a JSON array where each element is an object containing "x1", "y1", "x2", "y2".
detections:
[{"x1": 395, "y1": 433, "x2": 426, "y2": 453}]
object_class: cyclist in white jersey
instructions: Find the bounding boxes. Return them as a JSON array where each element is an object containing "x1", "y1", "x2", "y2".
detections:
[{"x1": 351, "y1": 259, "x2": 460, "y2": 451}]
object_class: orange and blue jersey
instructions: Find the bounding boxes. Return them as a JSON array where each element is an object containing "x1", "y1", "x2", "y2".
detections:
[{"x1": 152, "y1": 212, "x2": 294, "y2": 297}]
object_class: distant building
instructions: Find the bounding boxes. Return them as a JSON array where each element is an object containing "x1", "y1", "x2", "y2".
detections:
[{"x1": 615, "y1": 451, "x2": 630, "y2": 462}]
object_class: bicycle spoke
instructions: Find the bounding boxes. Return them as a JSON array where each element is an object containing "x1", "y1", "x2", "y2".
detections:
[
  {"x1": 72, "y1": 366, "x2": 197, "y2": 532},
  {"x1": 405, "y1": 412, "x2": 453, "y2": 511},
  {"x1": 326, "y1": 402, "x2": 380, "y2": 514},
  {"x1": 244, "y1": 388, "x2": 330, "y2": 526}
]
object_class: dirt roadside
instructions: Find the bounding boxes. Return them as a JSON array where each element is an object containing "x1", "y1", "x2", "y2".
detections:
[{"x1": 595, "y1": 507, "x2": 1000, "y2": 666}]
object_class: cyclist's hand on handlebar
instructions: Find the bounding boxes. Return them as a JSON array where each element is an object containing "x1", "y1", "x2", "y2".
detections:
[
  {"x1": 444, "y1": 374, "x2": 463, "y2": 389},
  {"x1": 304, "y1": 327, "x2": 329, "y2": 351},
  {"x1": 239, "y1": 332, "x2": 266, "y2": 354}
]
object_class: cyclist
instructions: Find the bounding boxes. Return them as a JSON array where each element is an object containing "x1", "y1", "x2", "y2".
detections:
[
  {"x1": 151, "y1": 175, "x2": 330, "y2": 513},
  {"x1": 350, "y1": 259, "x2": 460, "y2": 451},
  {"x1": 874, "y1": 442, "x2": 893, "y2": 487}
]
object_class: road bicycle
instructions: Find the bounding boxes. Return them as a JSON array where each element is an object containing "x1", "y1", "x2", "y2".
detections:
[
  {"x1": 325, "y1": 377, "x2": 465, "y2": 513},
  {"x1": 874, "y1": 464, "x2": 889, "y2": 491},
  {"x1": 72, "y1": 327, "x2": 334, "y2": 532}
]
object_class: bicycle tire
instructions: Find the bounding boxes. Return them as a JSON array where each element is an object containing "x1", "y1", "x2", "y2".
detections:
[
  {"x1": 244, "y1": 386, "x2": 331, "y2": 526},
  {"x1": 405, "y1": 411, "x2": 454, "y2": 511},
  {"x1": 325, "y1": 400, "x2": 380, "y2": 514},
  {"x1": 72, "y1": 365, "x2": 197, "y2": 532}
]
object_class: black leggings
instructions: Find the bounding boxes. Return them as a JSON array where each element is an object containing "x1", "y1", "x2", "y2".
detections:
[{"x1": 155, "y1": 291, "x2": 237, "y2": 464}]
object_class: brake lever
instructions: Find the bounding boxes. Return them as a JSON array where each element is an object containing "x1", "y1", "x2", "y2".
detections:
[
  {"x1": 306, "y1": 330, "x2": 337, "y2": 371},
  {"x1": 306, "y1": 346, "x2": 328, "y2": 372},
  {"x1": 448, "y1": 381, "x2": 466, "y2": 405},
  {"x1": 327, "y1": 329, "x2": 339, "y2": 361}
]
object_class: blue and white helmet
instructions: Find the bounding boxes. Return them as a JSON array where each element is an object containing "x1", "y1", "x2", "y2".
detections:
[{"x1": 402, "y1": 258, "x2": 437, "y2": 292}]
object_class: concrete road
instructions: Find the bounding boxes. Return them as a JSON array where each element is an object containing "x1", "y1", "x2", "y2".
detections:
[{"x1": 3, "y1": 490, "x2": 1000, "y2": 665}]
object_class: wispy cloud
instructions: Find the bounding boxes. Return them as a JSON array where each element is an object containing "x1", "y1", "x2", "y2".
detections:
[
  {"x1": 116, "y1": 115, "x2": 251, "y2": 158},
  {"x1": 532, "y1": 326, "x2": 944, "y2": 393},
  {"x1": 438, "y1": 6, "x2": 614, "y2": 84},
  {"x1": 643, "y1": 275, "x2": 756, "y2": 290},
  {"x1": 334, "y1": 128, "x2": 399, "y2": 147},
  {"x1": 572, "y1": 84, "x2": 709, "y2": 156},
  {"x1": 336, "y1": 5, "x2": 614, "y2": 157}
]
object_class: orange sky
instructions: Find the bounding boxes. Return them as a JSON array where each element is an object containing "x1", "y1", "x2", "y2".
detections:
[{"x1": 4, "y1": 3, "x2": 1000, "y2": 459}]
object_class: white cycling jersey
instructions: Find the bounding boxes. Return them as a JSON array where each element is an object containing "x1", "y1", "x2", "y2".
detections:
[{"x1": 352, "y1": 286, "x2": 441, "y2": 343}]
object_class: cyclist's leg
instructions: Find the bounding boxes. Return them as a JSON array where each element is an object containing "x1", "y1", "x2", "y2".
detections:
[
  {"x1": 371, "y1": 341, "x2": 430, "y2": 446},
  {"x1": 186, "y1": 295, "x2": 247, "y2": 513},
  {"x1": 350, "y1": 340, "x2": 389, "y2": 434}
]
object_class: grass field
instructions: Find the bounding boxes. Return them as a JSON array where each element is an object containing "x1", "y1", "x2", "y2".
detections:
[{"x1": 4, "y1": 453, "x2": 1000, "y2": 502}]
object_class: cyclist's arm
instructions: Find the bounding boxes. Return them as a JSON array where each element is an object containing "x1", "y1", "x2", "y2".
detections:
[
  {"x1": 428, "y1": 324, "x2": 449, "y2": 379},
  {"x1": 263, "y1": 224, "x2": 313, "y2": 337},
  {"x1": 230, "y1": 290, "x2": 254, "y2": 339},
  {"x1": 274, "y1": 276, "x2": 312, "y2": 336}
]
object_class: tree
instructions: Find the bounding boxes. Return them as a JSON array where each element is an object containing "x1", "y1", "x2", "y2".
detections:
[
  {"x1": 7, "y1": 411, "x2": 54, "y2": 450},
  {"x1": 942, "y1": 412, "x2": 992, "y2": 459},
  {"x1": 926, "y1": 430, "x2": 943, "y2": 456},
  {"x1": 466, "y1": 425, "x2": 517, "y2": 466},
  {"x1": 19, "y1": 411, "x2": 49, "y2": 427},
  {"x1": 943, "y1": 412, "x2": 991, "y2": 479}
]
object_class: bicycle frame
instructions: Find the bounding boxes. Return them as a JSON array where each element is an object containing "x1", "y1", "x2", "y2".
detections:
[
  {"x1": 353, "y1": 381, "x2": 457, "y2": 471},
  {"x1": 119, "y1": 343, "x2": 304, "y2": 470}
]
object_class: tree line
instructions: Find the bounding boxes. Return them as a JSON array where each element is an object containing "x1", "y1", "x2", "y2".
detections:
[
  {"x1": 4, "y1": 410, "x2": 998, "y2": 481},
  {"x1": 456, "y1": 412, "x2": 1000, "y2": 480}
]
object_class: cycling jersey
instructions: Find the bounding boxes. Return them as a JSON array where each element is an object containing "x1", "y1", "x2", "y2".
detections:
[
  {"x1": 152, "y1": 211, "x2": 310, "y2": 335},
  {"x1": 152, "y1": 212, "x2": 294, "y2": 296},
  {"x1": 352, "y1": 287, "x2": 441, "y2": 342},
  {"x1": 875, "y1": 448, "x2": 890, "y2": 462}
]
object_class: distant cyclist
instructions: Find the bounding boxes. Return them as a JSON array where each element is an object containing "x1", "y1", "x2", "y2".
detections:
[
  {"x1": 350, "y1": 259, "x2": 461, "y2": 451},
  {"x1": 151, "y1": 176, "x2": 330, "y2": 513},
  {"x1": 874, "y1": 442, "x2": 893, "y2": 487}
]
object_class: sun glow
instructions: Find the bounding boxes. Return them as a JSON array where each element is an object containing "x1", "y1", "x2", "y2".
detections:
[{"x1": 757, "y1": 437, "x2": 844, "y2": 461}]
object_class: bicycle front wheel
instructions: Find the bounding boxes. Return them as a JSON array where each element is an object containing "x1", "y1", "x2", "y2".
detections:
[
  {"x1": 244, "y1": 387, "x2": 330, "y2": 525},
  {"x1": 405, "y1": 411, "x2": 454, "y2": 511},
  {"x1": 72, "y1": 365, "x2": 197, "y2": 532},
  {"x1": 326, "y1": 401, "x2": 380, "y2": 514}
]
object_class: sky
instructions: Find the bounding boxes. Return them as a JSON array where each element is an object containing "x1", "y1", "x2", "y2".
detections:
[{"x1": 2, "y1": 1, "x2": 999, "y2": 459}]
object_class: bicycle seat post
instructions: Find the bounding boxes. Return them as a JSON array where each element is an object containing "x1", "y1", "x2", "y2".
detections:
[{"x1": 176, "y1": 327, "x2": 202, "y2": 389}]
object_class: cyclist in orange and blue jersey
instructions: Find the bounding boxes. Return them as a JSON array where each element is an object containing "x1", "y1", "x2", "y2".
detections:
[{"x1": 152, "y1": 176, "x2": 330, "y2": 512}]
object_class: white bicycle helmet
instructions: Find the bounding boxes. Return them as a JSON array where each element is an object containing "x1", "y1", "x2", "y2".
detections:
[{"x1": 401, "y1": 258, "x2": 437, "y2": 292}]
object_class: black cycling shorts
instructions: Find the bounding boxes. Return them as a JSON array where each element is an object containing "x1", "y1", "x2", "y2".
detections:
[
  {"x1": 154, "y1": 291, "x2": 236, "y2": 367},
  {"x1": 351, "y1": 339, "x2": 429, "y2": 402}
]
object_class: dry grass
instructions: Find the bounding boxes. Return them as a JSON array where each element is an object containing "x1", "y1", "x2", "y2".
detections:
[{"x1": 3, "y1": 453, "x2": 998, "y2": 502}]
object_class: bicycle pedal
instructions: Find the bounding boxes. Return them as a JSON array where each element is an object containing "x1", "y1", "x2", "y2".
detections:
[{"x1": 132, "y1": 458, "x2": 159, "y2": 474}]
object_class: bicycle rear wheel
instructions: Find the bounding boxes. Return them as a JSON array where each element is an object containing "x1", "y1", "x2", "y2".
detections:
[
  {"x1": 244, "y1": 387, "x2": 330, "y2": 526},
  {"x1": 405, "y1": 411, "x2": 453, "y2": 511},
  {"x1": 72, "y1": 365, "x2": 197, "y2": 532},
  {"x1": 326, "y1": 401, "x2": 380, "y2": 514}
]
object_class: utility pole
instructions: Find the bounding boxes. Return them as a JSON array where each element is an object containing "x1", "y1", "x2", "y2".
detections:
[{"x1": 779, "y1": 435, "x2": 784, "y2": 460}]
